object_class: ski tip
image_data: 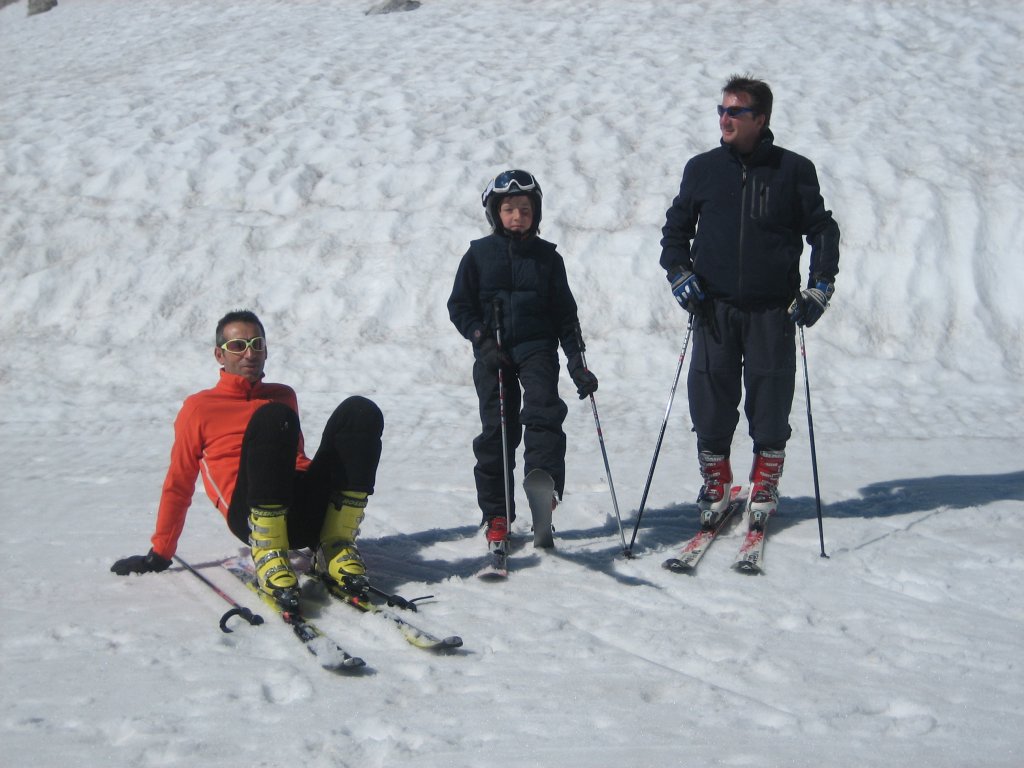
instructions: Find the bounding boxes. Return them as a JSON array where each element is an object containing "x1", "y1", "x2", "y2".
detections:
[
  {"x1": 477, "y1": 549, "x2": 509, "y2": 580},
  {"x1": 442, "y1": 635, "x2": 464, "y2": 649},
  {"x1": 662, "y1": 558, "x2": 696, "y2": 574},
  {"x1": 732, "y1": 561, "x2": 763, "y2": 575},
  {"x1": 325, "y1": 655, "x2": 367, "y2": 671}
]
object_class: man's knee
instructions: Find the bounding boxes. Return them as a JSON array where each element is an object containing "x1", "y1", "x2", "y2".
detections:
[
  {"x1": 331, "y1": 396, "x2": 384, "y2": 436},
  {"x1": 247, "y1": 402, "x2": 300, "y2": 442}
]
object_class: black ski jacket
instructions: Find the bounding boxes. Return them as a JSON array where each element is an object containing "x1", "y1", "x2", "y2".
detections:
[
  {"x1": 448, "y1": 232, "x2": 583, "y2": 361},
  {"x1": 660, "y1": 129, "x2": 840, "y2": 309}
]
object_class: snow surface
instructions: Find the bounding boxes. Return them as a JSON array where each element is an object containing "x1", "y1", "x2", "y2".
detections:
[{"x1": 2, "y1": 1, "x2": 1023, "y2": 766}]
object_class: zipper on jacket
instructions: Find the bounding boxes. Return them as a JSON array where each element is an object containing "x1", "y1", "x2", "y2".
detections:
[
  {"x1": 504, "y1": 239, "x2": 516, "y2": 346},
  {"x1": 737, "y1": 164, "x2": 748, "y2": 300}
]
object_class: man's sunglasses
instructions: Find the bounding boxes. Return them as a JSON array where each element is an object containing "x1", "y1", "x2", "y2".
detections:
[
  {"x1": 220, "y1": 337, "x2": 266, "y2": 354},
  {"x1": 717, "y1": 105, "x2": 756, "y2": 118}
]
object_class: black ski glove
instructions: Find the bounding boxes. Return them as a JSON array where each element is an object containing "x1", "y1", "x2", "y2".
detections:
[
  {"x1": 473, "y1": 332, "x2": 512, "y2": 374},
  {"x1": 788, "y1": 280, "x2": 835, "y2": 327},
  {"x1": 111, "y1": 548, "x2": 172, "y2": 576},
  {"x1": 567, "y1": 354, "x2": 598, "y2": 400}
]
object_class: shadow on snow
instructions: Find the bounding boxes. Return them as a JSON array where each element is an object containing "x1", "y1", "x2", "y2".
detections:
[{"x1": 359, "y1": 469, "x2": 1024, "y2": 589}]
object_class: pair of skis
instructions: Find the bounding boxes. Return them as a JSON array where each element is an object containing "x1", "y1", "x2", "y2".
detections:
[
  {"x1": 222, "y1": 556, "x2": 462, "y2": 673},
  {"x1": 477, "y1": 468, "x2": 555, "y2": 581},
  {"x1": 661, "y1": 486, "x2": 771, "y2": 574}
]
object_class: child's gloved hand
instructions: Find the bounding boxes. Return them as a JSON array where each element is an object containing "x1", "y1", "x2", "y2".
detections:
[
  {"x1": 473, "y1": 334, "x2": 512, "y2": 373},
  {"x1": 567, "y1": 354, "x2": 598, "y2": 399}
]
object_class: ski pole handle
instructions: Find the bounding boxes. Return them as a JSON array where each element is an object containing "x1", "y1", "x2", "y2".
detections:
[
  {"x1": 492, "y1": 298, "x2": 504, "y2": 348},
  {"x1": 573, "y1": 322, "x2": 588, "y2": 358},
  {"x1": 174, "y1": 554, "x2": 265, "y2": 633},
  {"x1": 219, "y1": 606, "x2": 265, "y2": 633},
  {"x1": 573, "y1": 322, "x2": 593, "y2": 371}
]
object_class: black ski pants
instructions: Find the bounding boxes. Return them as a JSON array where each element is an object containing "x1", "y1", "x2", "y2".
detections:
[
  {"x1": 688, "y1": 302, "x2": 795, "y2": 458},
  {"x1": 227, "y1": 395, "x2": 384, "y2": 549},
  {"x1": 472, "y1": 347, "x2": 568, "y2": 522}
]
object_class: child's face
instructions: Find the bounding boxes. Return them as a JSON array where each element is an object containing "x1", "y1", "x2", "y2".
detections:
[{"x1": 499, "y1": 195, "x2": 534, "y2": 234}]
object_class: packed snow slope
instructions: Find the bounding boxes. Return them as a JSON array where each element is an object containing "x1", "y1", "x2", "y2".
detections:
[{"x1": 1, "y1": 1, "x2": 1022, "y2": 767}]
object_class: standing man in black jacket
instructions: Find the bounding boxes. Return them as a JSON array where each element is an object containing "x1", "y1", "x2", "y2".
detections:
[
  {"x1": 448, "y1": 170, "x2": 598, "y2": 554},
  {"x1": 660, "y1": 75, "x2": 840, "y2": 530}
]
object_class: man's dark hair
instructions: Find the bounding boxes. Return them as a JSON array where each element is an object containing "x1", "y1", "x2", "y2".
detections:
[
  {"x1": 723, "y1": 74, "x2": 773, "y2": 127},
  {"x1": 215, "y1": 310, "x2": 265, "y2": 346}
]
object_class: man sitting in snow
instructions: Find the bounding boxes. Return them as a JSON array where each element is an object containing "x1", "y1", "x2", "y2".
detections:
[{"x1": 110, "y1": 310, "x2": 384, "y2": 611}]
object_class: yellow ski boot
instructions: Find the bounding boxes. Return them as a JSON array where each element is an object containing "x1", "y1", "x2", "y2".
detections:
[
  {"x1": 248, "y1": 504, "x2": 299, "y2": 609},
  {"x1": 314, "y1": 491, "x2": 368, "y2": 594}
]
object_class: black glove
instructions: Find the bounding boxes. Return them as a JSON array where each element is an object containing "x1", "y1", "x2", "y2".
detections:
[
  {"x1": 473, "y1": 334, "x2": 512, "y2": 373},
  {"x1": 788, "y1": 280, "x2": 835, "y2": 327},
  {"x1": 111, "y1": 548, "x2": 172, "y2": 576},
  {"x1": 669, "y1": 269, "x2": 706, "y2": 315},
  {"x1": 567, "y1": 354, "x2": 598, "y2": 400}
]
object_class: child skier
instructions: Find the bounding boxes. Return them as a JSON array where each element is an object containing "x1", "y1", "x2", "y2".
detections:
[{"x1": 447, "y1": 169, "x2": 598, "y2": 560}]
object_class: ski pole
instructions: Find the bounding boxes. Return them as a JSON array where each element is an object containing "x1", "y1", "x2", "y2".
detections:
[
  {"x1": 173, "y1": 554, "x2": 265, "y2": 633},
  {"x1": 797, "y1": 326, "x2": 828, "y2": 558},
  {"x1": 625, "y1": 318, "x2": 693, "y2": 557},
  {"x1": 493, "y1": 299, "x2": 514, "y2": 542},
  {"x1": 573, "y1": 323, "x2": 627, "y2": 554}
]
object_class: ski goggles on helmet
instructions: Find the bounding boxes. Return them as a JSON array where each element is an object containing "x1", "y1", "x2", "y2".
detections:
[
  {"x1": 219, "y1": 337, "x2": 266, "y2": 354},
  {"x1": 482, "y1": 170, "x2": 542, "y2": 206}
]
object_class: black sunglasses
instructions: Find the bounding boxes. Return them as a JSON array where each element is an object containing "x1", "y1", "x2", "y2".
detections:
[{"x1": 717, "y1": 105, "x2": 756, "y2": 118}]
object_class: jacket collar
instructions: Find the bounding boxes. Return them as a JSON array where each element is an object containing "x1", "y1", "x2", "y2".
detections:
[
  {"x1": 723, "y1": 127, "x2": 776, "y2": 165},
  {"x1": 216, "y1": 368, "x2": 264, "y2": 396}
]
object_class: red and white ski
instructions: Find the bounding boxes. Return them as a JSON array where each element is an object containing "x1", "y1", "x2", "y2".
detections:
[{"x1": 662, "y1": 486, "x2": 746, "y2": 573}]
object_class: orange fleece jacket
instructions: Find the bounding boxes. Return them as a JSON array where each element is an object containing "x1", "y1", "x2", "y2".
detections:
[{"x1": 150, "y1": 370, "x2": 311, "y2": 558}]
